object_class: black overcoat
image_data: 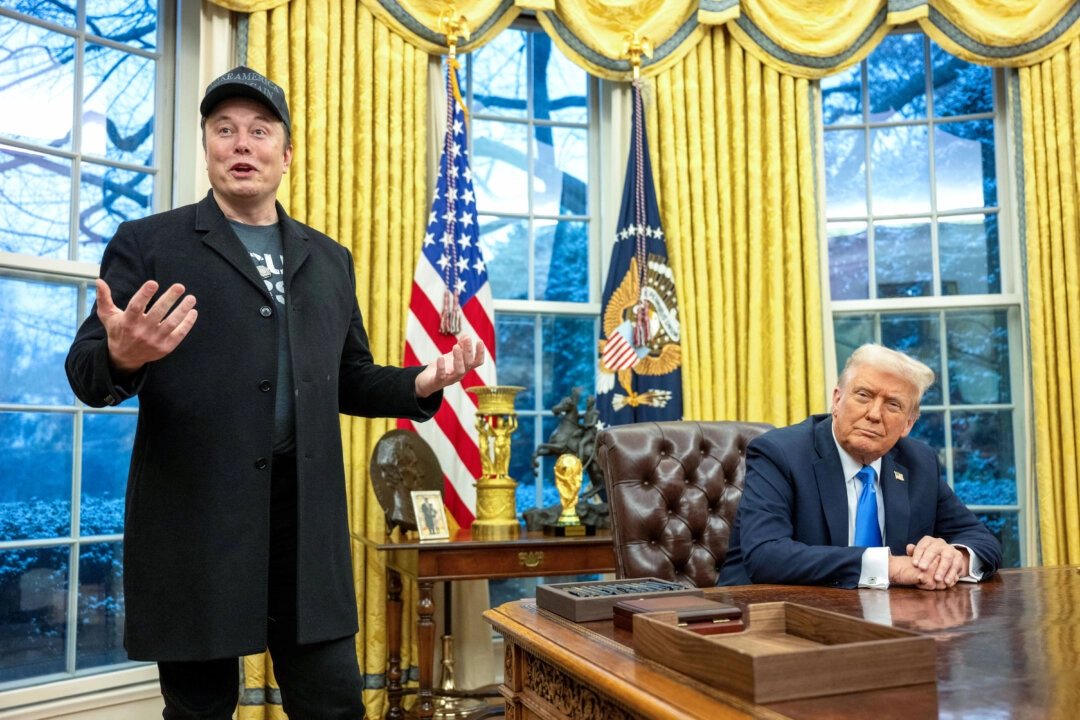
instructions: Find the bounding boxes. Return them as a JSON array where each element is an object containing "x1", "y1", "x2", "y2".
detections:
[{"x1": 66, "y1": 192, "x2": 439, "y2": 660}]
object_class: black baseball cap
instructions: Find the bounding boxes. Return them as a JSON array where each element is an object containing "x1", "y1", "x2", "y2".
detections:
[{"x1": 200, "y1": 66, "x2": 291, "y2": 134}]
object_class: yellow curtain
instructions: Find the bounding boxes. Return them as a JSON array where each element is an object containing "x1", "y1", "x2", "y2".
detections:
[
  {"x1": 1018, "y1": 40, "x2": 1080, "y2": 567},
  {"x1": 645, "y1": 26, "x2": 825, "y2": 425},
  {"x1": 237, "y1": 3, "x2": 427, "y2": 718}
]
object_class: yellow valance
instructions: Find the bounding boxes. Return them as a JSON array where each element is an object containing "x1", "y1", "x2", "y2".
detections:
[{"x1": 208, "y1": 0, "x2": 1080, "y2": 77}]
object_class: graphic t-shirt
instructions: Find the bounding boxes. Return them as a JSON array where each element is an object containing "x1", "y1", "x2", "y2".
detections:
[{"x1": 231, "y1": 221, "x2": 296, "y2": 454}]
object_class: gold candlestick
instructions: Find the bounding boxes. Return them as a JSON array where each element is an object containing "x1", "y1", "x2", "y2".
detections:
[{"x1": 467, "y1": 385, "x2": 524, "y2": 540}]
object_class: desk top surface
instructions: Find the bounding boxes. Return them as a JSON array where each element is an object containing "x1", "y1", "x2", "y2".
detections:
[{"x1": 485, "y1": 566, "x2": 1080, "y2": 720}]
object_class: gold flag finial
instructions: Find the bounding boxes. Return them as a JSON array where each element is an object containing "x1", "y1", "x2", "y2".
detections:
[
  {"x1": 439, "y1": 8, "x2": 471, "y2": 58},
  {"x1": 621, "y1": 34, "x2": 654, "y2": 81}
]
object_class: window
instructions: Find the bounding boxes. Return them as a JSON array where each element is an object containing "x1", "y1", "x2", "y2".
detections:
[
  {"x1": 462, "y1": 24, "x2": 603, "y2": 605},
  {"x1": 0, "y1": 0, "x2": 174, "y2": 691},
  {"x1": 463, "y1": 25, "x2": 600, "y2": 515},
  {"x1": 821, "y1": 33, "x2": 1024, "y2": 567}
]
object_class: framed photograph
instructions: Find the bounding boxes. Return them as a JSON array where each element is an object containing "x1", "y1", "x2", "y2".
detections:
[{"x1": 411, "y1": 490, "x2": 450, "y2": 541}]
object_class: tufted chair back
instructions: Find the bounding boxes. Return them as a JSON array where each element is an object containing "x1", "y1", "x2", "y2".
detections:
[{"x1": 597, "y1": 420, "x2": 773, "y2": 588}]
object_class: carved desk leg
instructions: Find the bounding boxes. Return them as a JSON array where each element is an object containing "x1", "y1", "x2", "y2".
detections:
[
  {"x1": 417, "y1": 579, "x2": 436, "y2": 719},
  {"x1": 386, "y1": 569, "x2": 404, "y2": 720}
]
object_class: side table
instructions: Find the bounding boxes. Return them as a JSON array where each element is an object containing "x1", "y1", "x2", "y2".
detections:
[{"x1": 356, "y1": 528, "x2": 615, "y2": 719}]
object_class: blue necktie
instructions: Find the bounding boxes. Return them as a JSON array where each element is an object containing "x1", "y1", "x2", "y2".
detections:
[{"x1": 854, "y1": 466, "x2": 882, "y2": 547}]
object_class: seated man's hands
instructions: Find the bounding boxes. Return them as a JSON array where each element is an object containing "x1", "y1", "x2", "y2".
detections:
[
  {"x1": 888, "y1": 537, "x2": 971, "y2": 590},
  {"x1": 414, "y1": 335, "x2": 486, "y2": 398}
]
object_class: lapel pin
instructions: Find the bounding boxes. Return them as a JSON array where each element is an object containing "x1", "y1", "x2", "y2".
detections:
[{"x1": 894, "y1": 471, "x2": 904, "y2": 482}]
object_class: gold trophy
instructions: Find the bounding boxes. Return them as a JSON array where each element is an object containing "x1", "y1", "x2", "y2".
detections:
[
  {"x1": 545, "y1": 453, "x2": 595, "y2": 536},
  {"x1": 467, "y1": 385, "x2": 524, "y2": 540}
]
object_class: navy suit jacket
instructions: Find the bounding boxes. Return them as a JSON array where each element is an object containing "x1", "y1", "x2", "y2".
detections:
[{"x1": 718, "y1": 414, "x2": 1003, "y2": 588}]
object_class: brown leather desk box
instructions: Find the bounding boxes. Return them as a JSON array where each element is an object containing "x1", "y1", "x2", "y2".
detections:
[{"x1": 613, "y1": 595, "x2": 744, "y2": 635}]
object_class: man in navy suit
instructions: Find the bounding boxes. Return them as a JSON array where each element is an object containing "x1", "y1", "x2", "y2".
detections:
[{"x1": 719, "y1": 344, "x2": 1002, "y2": 589}]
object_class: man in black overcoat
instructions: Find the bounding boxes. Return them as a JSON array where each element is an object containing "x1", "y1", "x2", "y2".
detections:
[{"x1": 65, "y1": 66, "x2": 484, "y2": 720}]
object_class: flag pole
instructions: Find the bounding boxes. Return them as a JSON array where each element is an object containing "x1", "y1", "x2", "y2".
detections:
[
  {"x1": 437, "y1": 10, "x2": 471, "y2": 335},
  {"x1": 621, "y1": 35, "x2": 654, "y2": 346}
]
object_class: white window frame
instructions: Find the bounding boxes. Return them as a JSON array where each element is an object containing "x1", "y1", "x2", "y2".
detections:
[
  {"x1": 818, "y1": 35, "x2": 1031, "y2": 566},
  {"x1": 0, "y1": 0, "x2": 201, "y2": 709}
]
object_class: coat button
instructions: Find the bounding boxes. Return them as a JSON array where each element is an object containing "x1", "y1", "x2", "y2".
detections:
[
  {"x1": 260, "y1": 305, "x2": 272, "y2": 317},
  {"x1": 255, "y1": 458, "x2": 268, "y2": 470},
  {"x1": 259, "y1": 380, "x2": 272, "y2": 392}
]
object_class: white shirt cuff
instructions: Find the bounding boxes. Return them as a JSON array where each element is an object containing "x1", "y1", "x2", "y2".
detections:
[
  {"x1": 955, "y1": 543, "x2": 985, "y2": 583},
  {"x1": 858, "y1": 547, "x2": 891, "y2": 589}
]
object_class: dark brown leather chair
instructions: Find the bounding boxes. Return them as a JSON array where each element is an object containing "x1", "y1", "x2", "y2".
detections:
[{"x1": 596, "y1": 420, "x2": 773, "y2": 588}]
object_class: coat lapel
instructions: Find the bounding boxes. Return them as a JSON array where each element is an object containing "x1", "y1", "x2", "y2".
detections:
[
  {"x1": 278, "y1": 206, "x2": 311, "y2": 289},
  {"x1": 880, "y1": 452, "x2": 911, "y2": 555},
  {"x1": 812, "y1": 417, "x2": 849, "y2": 547},
  {"x1": 195, "y1": 193, "x2": 271, "y2": 296}
]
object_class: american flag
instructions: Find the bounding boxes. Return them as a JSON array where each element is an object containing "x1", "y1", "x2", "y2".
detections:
[
  {"x1": 398, "y1": 59, "x2": 496, "y2": 528},
  {"x1": 596, "y1": 79, "x2": 683, "y2": 428}
]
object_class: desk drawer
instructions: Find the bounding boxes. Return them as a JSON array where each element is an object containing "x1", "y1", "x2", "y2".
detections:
[{"x1": 417, "y1": 541, "x2": 615, "y2": 581}]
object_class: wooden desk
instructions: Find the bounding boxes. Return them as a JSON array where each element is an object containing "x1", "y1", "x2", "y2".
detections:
[
  {"x1": 484, "y1": 566, "x2": 1080, "y2": 719},
  {"x1": 359, "y1": 529, "x2": 615, "y2": 719}
]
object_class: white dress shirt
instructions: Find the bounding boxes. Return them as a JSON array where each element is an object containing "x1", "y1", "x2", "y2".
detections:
[{"x1": 830, "y1": 429, "x2": 985, "y2": 588}]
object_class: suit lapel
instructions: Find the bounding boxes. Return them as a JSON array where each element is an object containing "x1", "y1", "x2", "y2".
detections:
[
  {"x1": 812, "y1": 417, "x2": 849, "y2": 547},
  {"x1": 880, "y1": 452, "x2": 911, "y2": 555}
]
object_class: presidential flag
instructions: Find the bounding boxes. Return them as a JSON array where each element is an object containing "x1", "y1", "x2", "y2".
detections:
[
  {"x1": 596, "y1": 80, "x2": 683, "y2": 428},
  {"x1": 398, "y1": 59, "x2": 496, "y2": 528}
]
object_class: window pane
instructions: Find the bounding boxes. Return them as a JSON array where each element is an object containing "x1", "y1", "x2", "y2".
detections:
[
  {"x1": 0, "y1": 146, "x2": 73, "y2": 259},
  {"x1": 952, "y1": 410, "x2": 1016, "y2": 505},
  {"x1": 0, "y1": 412, "x2": 74, "y2": 539},
  {"x1": 5, "y1": 0, "x2": 77, "y2": 27},
  {"x1": 833, "y1": 315, "x2": 874, "y2": 366},
  {"x1": 473, "y1": 119, "x2": 528, "y2": 214},
  {"x1": 976, "y1": 511, "x2": 1019, "y2": 568},
  {"x1": 535, "y1": 219, "x2": 588, "y2": 302},
  {"x1": 87, "y1": 0, "x2": 159, "y2": 50},
  {"x1": 533, "y1": 125, "x2": 587, "y2": 216},
  {"x1": 875, "y1": 219, "x2": 932, "y2": 298},
  {"x1": 533, "y1": 33, "x2": 587, "y2": 124},
  {"x1": 0, "y1": 277, "x2": 78, "y2": 404},
  {"x1": 821, "y1": 63, "x2": 862, "y2": 126},
  {"x1": 823, "y1": 129, "x2": 867, "y2": 217},
  {"x1": 0, "y1": 546, "x2": 70, "y2": 682},
  {"x1": 79, "y1": 163, "x2": 154, "y2": 263},
  {"x1": 935, "y1": 119, "x2": 996, "y2": 211},
  {"x1": 83, "y1": 45, "x2": 157, "y2": 165},
  {"x1": 469, "y1": 29, "x2": 527, "y2": 119},
  {"x1": 76, "y1": 541, "x2": 125, "y2": 670},
  {"x1": 880, "y1": 312, "x2": 943, "y2": 405},
  {"x1": 81, "y1": 413, "x2": 136, "y2": 536},
  {"x1": 871, "y1": 126, "x2": 930, "y2": 215},
  {"x1": 540, "y1": 315, "x2": 596, "y2": 410},
  {"x1": 495, "y1": 314, "x2": 536, "y2": 409},
  {"x1": 0, "y1": 18, "x2": 75, "y2": 148},
  {"x1": 932, "y1": 41, "x2": 992, "y2": 118},
  {"x1": 828, "y1": 221, "x2": 869, "y2": 300},
  {"x1": 940, "y1": 214, "x2": 1000, "y2": 295},
  {"x1": 480, "y1": 215, "x2": 529, "y2": 300},
  {"x1": 511, "y1": 414, "x2": 537, "y2": 514},
  {"x1": 867, "y1": 34, "x2": 926, "y2": 121},
  {"x1": 946, "y1": 309, "x2": 1011, "y2": 405}
]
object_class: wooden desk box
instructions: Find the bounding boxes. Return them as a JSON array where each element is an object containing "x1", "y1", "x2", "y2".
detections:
[
  {"x1": 634, "y1": 601, "x2": 937, "y2": 703},
  {"x1": 613, "y1": 595, "x2": 743, "y2": 634}
]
